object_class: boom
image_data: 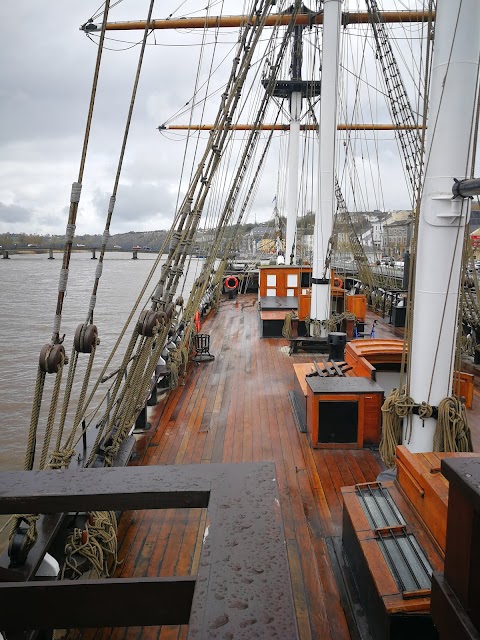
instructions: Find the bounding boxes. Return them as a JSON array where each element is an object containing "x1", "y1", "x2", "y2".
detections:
[{"x1": 81, "y1": 11, "x2": 435, "y2": 32}]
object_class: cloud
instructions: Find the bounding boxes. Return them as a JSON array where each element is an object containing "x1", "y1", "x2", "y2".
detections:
[
  {"x1": 0, "y1": 202, "x2": 32, "y2": 224},
  {"x1": 91, "y1": 180, "x2": 176, "y2": 232},
  {"x1": 0, "y1": 0, "x2": 428, "y2": 237}
]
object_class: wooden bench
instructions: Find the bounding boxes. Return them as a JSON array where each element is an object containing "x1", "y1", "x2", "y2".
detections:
[{"x1": 0, "y1": 463, "x2": 299, "y2": 638}]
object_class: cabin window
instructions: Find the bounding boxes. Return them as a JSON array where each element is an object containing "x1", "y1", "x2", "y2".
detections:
[
  {"x1": 266, "y1": 274, "x2": 276, "y2": 286},
  {"x1": 287, "y1": 289, "x2": 295, "y2": 297},
  {"x1": 287, "y1": 274, "x2": 298, "y2": 288},
  {"x1": 301, "y1": 271, "x2": 311, "y2": 287},
  {"x1": 266, "y1": 288, "x2": 276, "y2": 296}
]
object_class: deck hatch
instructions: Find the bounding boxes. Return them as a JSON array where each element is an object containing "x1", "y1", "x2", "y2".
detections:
[
  {"x1": 376, "y1": 529, "x2": 433, "y2": 594},
  {"x1": 355, "y1": 482, "x2": 433, "y2": 596},
  {"x1": 355, "y1": 482, "x2": 405, "y2": 528}
]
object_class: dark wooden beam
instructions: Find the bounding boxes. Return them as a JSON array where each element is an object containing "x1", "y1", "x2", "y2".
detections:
[
  {"x1": 0, "y1": 462, "x2": 299, "y2": 639},
  {"x1": 0, "y1": 465, "x2": 212, "y2": 514},
  {"x1": 0, "y1": 577, "x2": 195, "y2": 630}
]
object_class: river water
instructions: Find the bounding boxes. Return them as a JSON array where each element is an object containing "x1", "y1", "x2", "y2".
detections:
[{"x1": 0, "y1": 252, "x2": 203, "y2": 472}]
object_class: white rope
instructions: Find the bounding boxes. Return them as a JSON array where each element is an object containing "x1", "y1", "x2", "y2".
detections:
[
  {"x1": 70, "y1": 182, "x2": 82, "y2": 203},
  {"x1": 52, "y1": 315, "x2": 61, "y2": 338},
  {"x1": 65, "y1": 223, "x2": 76, "y2": 242},
  {"x1": 58, "y1": 269, "x2": 69, "y2": 293}
]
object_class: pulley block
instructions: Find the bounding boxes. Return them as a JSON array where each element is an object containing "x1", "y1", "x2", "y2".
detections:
[
  {"x1": 137, "y1": 310, "x2": 159, "y2": 337},
  {"x1": 165, "y1": 303, "x2": 175, "y2": 321},
  {"x1": 8, "y1": 520, "x2": 31, "y2": 566},
  {"x1": 39, "y1": 343, "x2": 66, "y2": 374},
  {"x1": 156, "y1": 311, "x2": 167, "y2": 326},
  {"x1": 74, "y1": 323, "x2": 99, "y2": 353}
]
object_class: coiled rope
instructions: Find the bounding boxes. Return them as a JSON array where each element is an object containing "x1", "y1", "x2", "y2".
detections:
[
  {"x1": 282, "y1": 311, "x2": 296, "y2": 339},
  {"x1": 169, "y1": 346, "x2": 189, "y2": 389},
  {"x1": 61, "y1": 511, "x2": 119, "y2": 579},
  {"x1": 379, "y1": 388, "x2": 404, "y2": 469},
  {"x1": 379, "y1": 388, "x2": 419, "y2": 468},
  {"x1": 434, "y1": 396, "x2": 473, "y2": 453},
  {"x1": 380, "y1": 387, "x2": 472, "y2": 466}
]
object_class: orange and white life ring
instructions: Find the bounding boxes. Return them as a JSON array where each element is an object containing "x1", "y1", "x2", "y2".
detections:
[
  {"x1": 225, "y1": 275, "x2": 239, "y2": 291},
  {"x1": 334, "y1": 277, "x2": 344, "y2": 288},
  {"x1": 194, "y1": 311, "x2": 201, "y2": 333}
]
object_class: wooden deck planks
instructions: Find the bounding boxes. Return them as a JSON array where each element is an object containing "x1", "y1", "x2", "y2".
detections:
[{"x1": 87, "y1": 295, "x2": 466, "y2": 640}]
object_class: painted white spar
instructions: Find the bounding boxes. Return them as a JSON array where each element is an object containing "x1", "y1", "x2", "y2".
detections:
[
  {"x1": 310, "y1": 0, "x2": 343, "y2": 331},
  {"x1": 405, "y1": 0, "x2": 480, "y2": 452},
  {"x1": 285, "y1": 91, "x2": 302, "y2": 264}
]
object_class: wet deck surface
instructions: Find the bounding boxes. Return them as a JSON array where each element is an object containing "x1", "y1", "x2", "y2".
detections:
[{"x1": 79, "y1": 295, "x2": 480, "y2": 640}]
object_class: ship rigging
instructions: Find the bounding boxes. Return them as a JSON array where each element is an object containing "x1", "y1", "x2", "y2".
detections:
[{"x1": 1, "y1": 1, "x2": 480, "y2": 638}]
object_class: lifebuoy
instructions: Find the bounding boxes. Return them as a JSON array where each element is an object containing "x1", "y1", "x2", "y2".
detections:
[
  {"x1": 225, "y1": 275, "x2": 239, "y2": 291},
  {"x1": 194, "y1": 311, "x2": 201, "y2": 333},
  {"x1": 334, "y1": 277, "x2": 343, "y2": 288}
]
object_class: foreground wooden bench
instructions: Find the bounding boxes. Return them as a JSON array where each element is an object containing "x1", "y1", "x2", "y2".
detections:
[{"x1": 0, "y1": 462, "x2": 298, "y2": 639}]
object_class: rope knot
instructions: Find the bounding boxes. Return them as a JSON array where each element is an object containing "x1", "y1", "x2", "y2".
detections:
[{"x1": 417, "y1": 401, "x2": 433, "y2": 420}]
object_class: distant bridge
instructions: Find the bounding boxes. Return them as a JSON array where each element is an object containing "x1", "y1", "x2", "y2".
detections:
[{"x1": 1, "y1": 247, "x2": 154, "y2": 260}]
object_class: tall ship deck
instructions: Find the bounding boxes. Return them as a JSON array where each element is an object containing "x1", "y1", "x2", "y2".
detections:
[
  {"x1": 2, "y1": 1, "x2": 480, "y2": 639},
  {"x1": 71, "y1": 295, "x2": 480, "y2": 640}
]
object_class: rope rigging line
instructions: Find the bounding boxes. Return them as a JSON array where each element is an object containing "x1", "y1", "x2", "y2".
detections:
[
  {"x1": 177, "y1": 4, "x2": 308, "y2": 334},
  {"x1": 46, "y1": 0, "x2": 157, "y2": 473},
  {"x1": 75, "y1": 0, "x2": 280, "y2": 468},
  {"x1": 35, "y1": 3, "x2": 240, "y2": 470},
  {"x1": 182, "y1": 106, "x2": 281, "y2": 338},
  {"x1": 147, "y1": 0, "x2": 280, "y2": 318},
  {"x1": 23, "y1": 1, "x2": 112, "y2": 477}
]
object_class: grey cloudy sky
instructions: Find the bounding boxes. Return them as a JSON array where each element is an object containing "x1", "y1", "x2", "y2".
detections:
[{"x1": 0, "y1": 0, "x2": 426, "y2": 236}]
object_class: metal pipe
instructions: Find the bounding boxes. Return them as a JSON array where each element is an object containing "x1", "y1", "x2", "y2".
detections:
[{"x1": 452, "y1": 177, "x2": 480, "y2": 198}]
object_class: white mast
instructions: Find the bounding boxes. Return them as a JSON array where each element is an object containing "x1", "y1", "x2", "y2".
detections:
[
  {"x1": 279, "y1": 6, "x2": 321, "y2": 265},
  {"x1": 284, "y1": 92, "x2": 302, "y2": 264},
  {"x1": 310, "y1": 0, "x2": 342, "y2": 330},
  {"x1": 405, "y1": 0, "x2": 480, "y2": 452}
]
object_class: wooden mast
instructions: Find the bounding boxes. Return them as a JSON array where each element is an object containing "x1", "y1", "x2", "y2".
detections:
[{"x1": 82, "y1": 11, "x2": 435, "y2": 32}]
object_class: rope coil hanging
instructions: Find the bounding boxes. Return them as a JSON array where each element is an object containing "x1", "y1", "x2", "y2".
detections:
[
  {"x1": 61, "y1": 511, "x2": 119, "y2": 579},
  {"x1": 434, "y1": 396, "x2": 473, "y2": 453}
]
